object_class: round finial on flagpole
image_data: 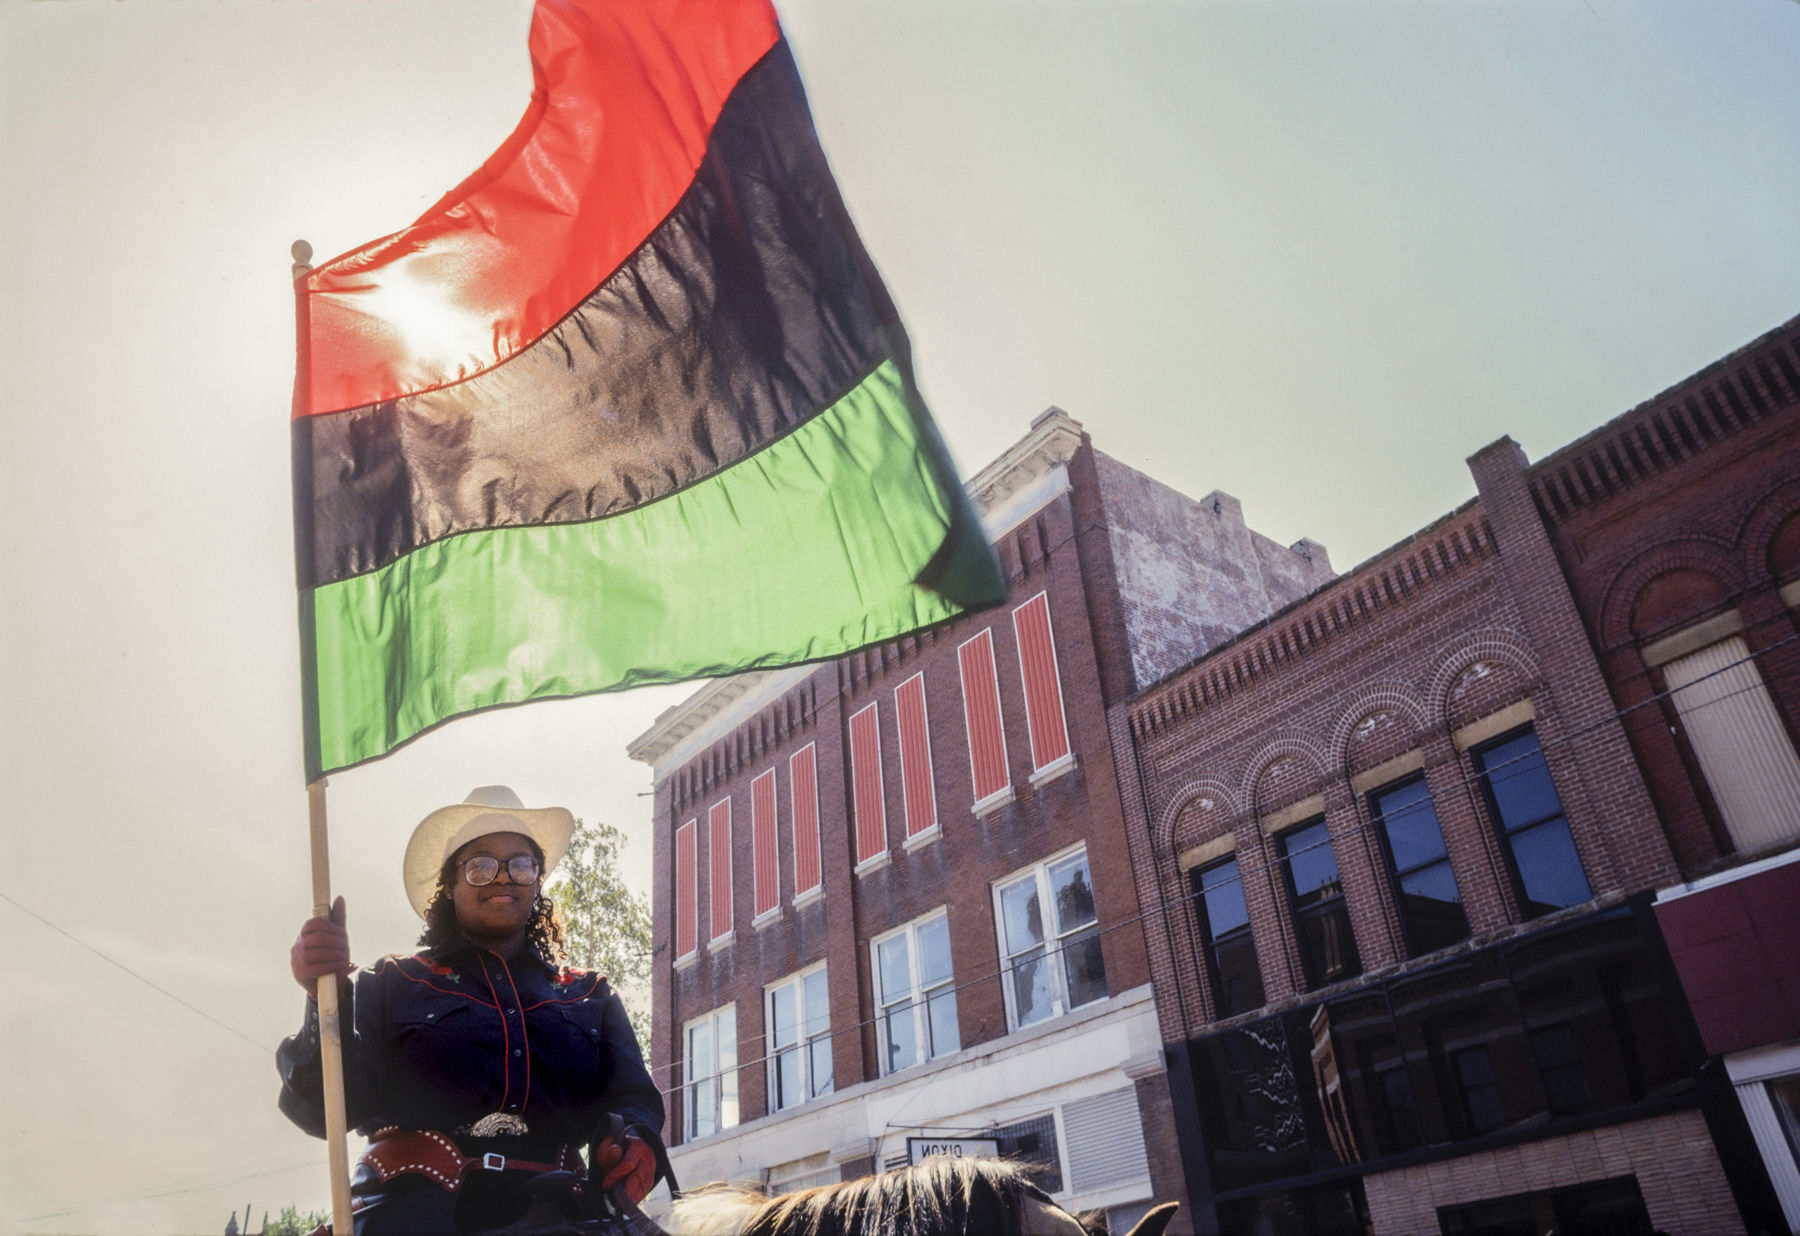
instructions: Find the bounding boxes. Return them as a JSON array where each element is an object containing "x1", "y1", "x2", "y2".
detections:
[{"x1": 292, "y1": 239, "x2": 313, "y2": 264}]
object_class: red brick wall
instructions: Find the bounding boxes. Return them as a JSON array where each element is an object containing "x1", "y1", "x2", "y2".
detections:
[
  {"x1": 650, "y1": 481, "x2": 1152, "y2": 1143},
  {"x1": 1529, "y1": 317, "x2": 1800, "y2": 877},
  {"x1": 1120, "y1": 494, "x2": 1676, "y2": 1049}
]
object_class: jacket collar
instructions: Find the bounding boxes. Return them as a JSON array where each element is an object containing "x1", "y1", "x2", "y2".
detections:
[{"x1": 425, "y1": 932, "x2": 556, "y2": 973}]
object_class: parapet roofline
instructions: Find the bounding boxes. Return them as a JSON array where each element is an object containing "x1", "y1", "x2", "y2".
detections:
[{"x1": 626, "y1": 408, "x2": 1090, "y2": 770}]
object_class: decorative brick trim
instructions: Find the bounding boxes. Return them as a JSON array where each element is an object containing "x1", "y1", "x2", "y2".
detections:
[
  {"x1": 1423, "y1": 628, "x2": 1543, "y2": 726},
  {"x1": 1241, "y1": 735, "x2": 1330, "y2": 812},
  {"x1": 1328, "y1": 682, "x2": 1430, "y2": 769},
  {"x1": 1153, "y1": 779, "x2": 1241, "y2": 857},
  {"x1": 1596, "y1": 537, "x2": 1746, "y2": 651},
  {"x1": 1128, "y1": 511, "x2": 1497, "y2": 738},
  {"x1": 1526, "y1": 325, "x2": 1800, "y2": 521},
  {"x1": 1734, "y1": 477, "x2": 1800, "y2": 581}
]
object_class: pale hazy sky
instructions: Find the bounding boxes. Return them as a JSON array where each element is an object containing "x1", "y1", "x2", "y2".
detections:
[{"x1": 3, "y1": 2, "x2": 1798, "y2": 1232}]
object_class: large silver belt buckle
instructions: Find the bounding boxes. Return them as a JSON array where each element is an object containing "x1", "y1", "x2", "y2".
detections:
[{"x1": 465, "y1": 1112, "x2": 530, "y2": 1137}]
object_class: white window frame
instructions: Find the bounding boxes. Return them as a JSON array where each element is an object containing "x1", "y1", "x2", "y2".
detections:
[
  {"x1": 683, "y1": 1003, "x2": 738, "y2": 1141},
  {"x1": 992, "y1": 844, "x2": 1106, "y2": 1031},
  {"x1": 871, "y1": 908, "x2": 959, "y2": 1076},
  {"x1": 765, "y1": 962, "x2": 833, "y2": 1112}
]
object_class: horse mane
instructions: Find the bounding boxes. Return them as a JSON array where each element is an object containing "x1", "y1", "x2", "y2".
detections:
[{"x1": 668, "y1": 1155, "x2": 1098, "y2": 1236}]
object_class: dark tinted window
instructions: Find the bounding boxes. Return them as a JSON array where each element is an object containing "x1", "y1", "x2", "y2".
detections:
[
  {"x1": 1474, "y1": 728, "x2": 1591, "y2": 917},
  {"x1": 1369, "y1": 775, "x2": 1469, "y2": 955},
  {"x1": 1187, "y1": 906, "x2": 1698, "y2": 1193},
  {"x1": 1192, "y1": 857, "x2": 1265, "y2": 1016},
  {"x1": 1279, "y1": 818, "x2": 1362, "y2": 989}
]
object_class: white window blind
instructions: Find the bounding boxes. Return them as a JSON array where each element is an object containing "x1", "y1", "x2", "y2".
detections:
[
  {"x1": 1062, "y1": 1087, "x2": 1150, "y2": 1194},
  {"x1": 1663, "y1": 635, "x2": 1800, "y2": 853}
]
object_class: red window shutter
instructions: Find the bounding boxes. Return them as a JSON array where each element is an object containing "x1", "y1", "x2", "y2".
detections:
[
  {"x1": 958, "y1": 629, "x2": 1010, "y2": 802},
  {"x1": 895, "y1": 673, "x2": 937, "y2": 837},
  {"x1": 849, "y1": 702, "x2": 887, "y2": 865},
  {"x1": 752, "y1": 769, "x2": 779, "y2": 917},
  {"x1": 1012, "y1": 591, "x2": 1071, "y2": 770},
  {"x1": 675, "y1": 818, "x2": 697, "y2": 959},
  {"x1": 790, "y1": 743, "x2": 822, "y2": 896},
  {"x1": 708, "y1": 798, "x2": 733, "y2": 941}
]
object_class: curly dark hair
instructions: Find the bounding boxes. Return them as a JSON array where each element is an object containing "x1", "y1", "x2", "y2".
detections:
[{"x1": 417, "y1": 836, "x2": 569, "y2": 965}]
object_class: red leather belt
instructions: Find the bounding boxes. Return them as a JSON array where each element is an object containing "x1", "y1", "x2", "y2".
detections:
[{"x1": 360, "y1": 1128, "x2": 584, "y2": 1194}]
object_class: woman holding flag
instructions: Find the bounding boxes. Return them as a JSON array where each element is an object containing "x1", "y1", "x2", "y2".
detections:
[{"x1": 279, "y1": 787, "x2": 667, "y2": 1233}]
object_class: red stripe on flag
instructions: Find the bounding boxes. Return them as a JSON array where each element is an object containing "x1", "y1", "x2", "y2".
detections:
[
  {"x1": 958, "y1": 629, "x2": 1010, "y2": 802},
  {"x1": 1013, "y1": 592, "x2": 1071, "y2": 770},
  {"x1": 708, "y1": 798, "x2": 733, "y2": 941},
  {"x1": 849, "y1": 703, "x2": 886, "y2": 865},
  {"x1": 790, "y1": 743, "x2": 821, "y2": 896},
  {"x1": 752, "y1": 769, "x2": 779, "y2": 917},
  {"x1": 895, "y1": 673, "x2": 937, "y2": 837},
  {"x1": 301, "y1": 0, "x2": 781, "y2": 416},
  {"x1": 675, "y1": 818, "x2": 697, "y2": 959}
]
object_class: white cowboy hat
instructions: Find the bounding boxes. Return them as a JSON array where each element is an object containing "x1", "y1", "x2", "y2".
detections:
[{"x1": 402, "y1": 786, "x2": 575, "y2": 918}]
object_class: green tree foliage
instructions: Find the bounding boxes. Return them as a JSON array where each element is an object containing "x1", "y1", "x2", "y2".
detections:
[
  {"x1": 261, "y1": 1204, "x2": 327, "y2": 1236},
  {"x1": 546, "y1": 817, "x2": 652, "y2": 1048}
]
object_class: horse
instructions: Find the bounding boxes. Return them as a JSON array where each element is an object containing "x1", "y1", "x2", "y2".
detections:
[
  {"x1": 665, "y1": 1156, "x2": 1178, "y2": 1236},
  {"x1": 489, "y1": 1155, "x2": 1178, "y2": 1236}
]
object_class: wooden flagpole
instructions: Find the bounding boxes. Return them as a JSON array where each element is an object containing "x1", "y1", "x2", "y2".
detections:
[
  {"x1": 307, "y1": 778, "x2": 355, "y2": 1236},
  {"x1": 292, "y1": 239, "x2": 355, "y2": 1236}
]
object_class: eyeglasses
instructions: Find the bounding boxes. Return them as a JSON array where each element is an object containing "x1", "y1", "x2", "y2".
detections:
[{"x1": 459, "y1": 855, "x2": 541, "y2": 886}]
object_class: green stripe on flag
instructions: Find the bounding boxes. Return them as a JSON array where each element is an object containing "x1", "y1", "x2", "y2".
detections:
[{"x1": 305, "y1": 361, "x2": 981, "y2": 775}]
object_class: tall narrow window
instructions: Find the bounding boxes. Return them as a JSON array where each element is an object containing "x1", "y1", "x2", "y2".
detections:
[
  {"x1": 1448, "y1": 1044, "x2": 1504, "y2": 1136},
  {"x1": 958, "y1": 629, "x2": 1011, "y2": 805},
  {"x1": 790, "y1": 743, "x2": 822, "y2": 898},
  {"x1": 994, "y1": 847, "x2": 1107, "y2": 1029},
  {"x1": 1660, "y1": 634, "x2": 1800, "y2": 853},
  {"x1": 849, "y1": 702, "x2": 887, "y2": 867},
  {"x1": 895, "y1": 673, "x2": 938, "y2": 840},
  {"x1": 766, "y1": 964, "x2": 832, "y2": 1110},
  {"x1": 1472, "y1": 727, "x2": 1590, "y2": 917},
  {"x1": 708, "y1": 798, "x2": 733, "y2": 943},
  {"x1": 675, "y1": 818, "x2": 698, "y2": 961},
  {"x1": 1012, "y1": 592, "x2": 1072, "y2": 772},
  {"x1": 1278, "y1": 818, "x2": 1361, "y2": 989},
  {"x1": 1370, "y1": 775, "x2": 1469, "y2": 956},
  {"x1": 751, "y1": 769, "x2": 780, "y2": 919},
  {"x1": 1191, "y1": 856, "x2": 1264, "y2": 1016},
  {"x1": 872, "y1": 910, "x2": 959, "y2": 1074},
  {"x1": 683, "y1": 1003, "x2": 738, "y2": 1140}
]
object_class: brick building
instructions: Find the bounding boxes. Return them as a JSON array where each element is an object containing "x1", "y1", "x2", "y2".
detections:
[
  {"x1": 1113, "y1": 317, "x2": 1800, "y2": 1235},
  {"x1": 630, "y1": 410, "x2": 1332, "y2": 1231},
  {"x1": 1527, "y1": 315, "x2": 1800, "y2": 1232}
]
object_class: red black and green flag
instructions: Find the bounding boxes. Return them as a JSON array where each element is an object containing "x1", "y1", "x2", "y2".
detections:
[{"x1": 292, "y1": 0, "x2": 1003, "y2": 781}]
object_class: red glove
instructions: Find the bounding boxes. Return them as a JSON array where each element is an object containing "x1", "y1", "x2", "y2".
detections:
[
  {"x1": 290, "y1": 896, "x2": 354, "y2": 995},
  {"x1": 593, "y1": 1133, "x2": 656, "y2": 1204}
]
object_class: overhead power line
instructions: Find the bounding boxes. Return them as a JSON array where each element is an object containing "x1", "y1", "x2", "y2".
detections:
[
  {"x1": 0, "y1": 889, "x2": 274, "y2": 1056},
  {"x1": 652, "y1": 629, "x2": 1800, "y2": 1092}
]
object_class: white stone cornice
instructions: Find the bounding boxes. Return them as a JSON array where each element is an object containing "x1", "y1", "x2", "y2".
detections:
[
  {"x1": 625, "y1": 665, "x2": 812, "y2": 775},
  {"x1": 967, "y1": 407, "x2": 1085, "y2": 532}
]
